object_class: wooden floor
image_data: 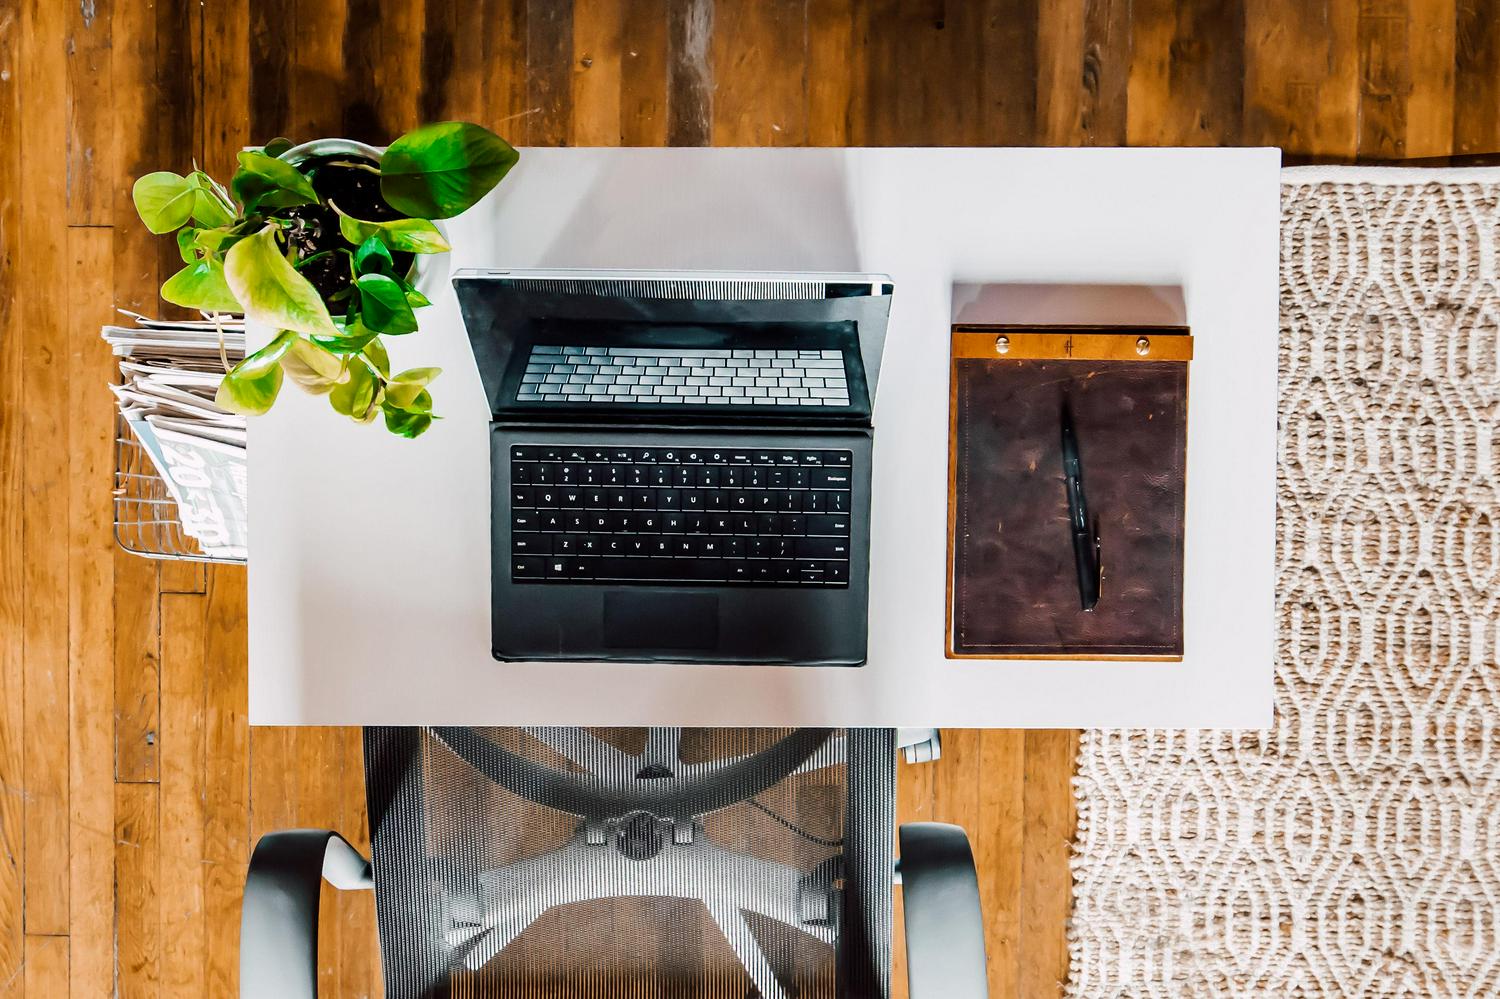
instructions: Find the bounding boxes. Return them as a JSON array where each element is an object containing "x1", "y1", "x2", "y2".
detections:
[{"x1": 2, "y1": 1, "x2": 1497, "y2": 996}]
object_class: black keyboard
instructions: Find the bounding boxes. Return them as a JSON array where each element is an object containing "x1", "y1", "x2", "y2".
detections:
[{"x1": 508, "y1": 445, "x2": 855, "y2": 586}]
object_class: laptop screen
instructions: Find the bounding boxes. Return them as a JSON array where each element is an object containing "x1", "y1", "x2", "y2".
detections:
[
  {"x1": 501, "y1": 319, "x2": 867, "y2": 417},
  {"x1": 452, "y1": 271, "x2": 893, "y2": 424}
]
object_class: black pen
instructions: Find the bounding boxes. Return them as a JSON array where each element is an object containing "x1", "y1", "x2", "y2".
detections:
[{"x1": 1060, "y1": 400, "x2": 1102, "y2": 611}]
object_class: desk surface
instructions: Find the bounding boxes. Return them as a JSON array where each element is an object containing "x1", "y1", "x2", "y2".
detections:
[{"x1": 248, "y1": 147, "x2": 1280, "y2": 728}]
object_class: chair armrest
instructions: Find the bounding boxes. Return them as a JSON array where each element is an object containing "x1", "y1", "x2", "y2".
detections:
[
  {"x1": 898, "y1": 822, "x2": 988, "y2": 999},
  {"x1": 240, "y1": 829, "x2": 373, "y2": 999}
]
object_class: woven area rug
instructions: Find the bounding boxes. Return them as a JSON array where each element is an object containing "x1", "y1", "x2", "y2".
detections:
[{"x1": 1065, "y1": 168, "x2": 1500, "y2": 998}]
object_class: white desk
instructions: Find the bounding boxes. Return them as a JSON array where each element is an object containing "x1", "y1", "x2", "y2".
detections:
[{"x1": 249, "y1": 147, "x2": 1280, "y2": 728}]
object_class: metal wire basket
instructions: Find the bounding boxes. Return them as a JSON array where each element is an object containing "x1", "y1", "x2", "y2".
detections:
[{"x1": 112, "y1": 411, "x2": 247, "y2": 564}]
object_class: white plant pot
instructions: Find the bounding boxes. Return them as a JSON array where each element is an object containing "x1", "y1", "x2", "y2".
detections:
[{"x1": 275, "y1": 138, "x2": 446, "y2": 301}]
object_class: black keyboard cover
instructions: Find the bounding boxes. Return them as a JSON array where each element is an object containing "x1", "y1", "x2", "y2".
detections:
[{"x1": 508, "y1": 445, "x2": 854, "y2": 587}]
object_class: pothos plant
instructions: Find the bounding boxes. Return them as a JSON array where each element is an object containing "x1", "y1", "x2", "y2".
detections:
[{"x1": 132, "y1": 122, "x2": 518, "y2": 438}]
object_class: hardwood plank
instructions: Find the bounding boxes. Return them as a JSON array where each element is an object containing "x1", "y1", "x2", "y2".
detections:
[
  {"x1": 1243, "y1": 0, "x2": 1360, "y2": 158},
  {"x1": 1405, "y1": 0, "x2": 1457, "y2": 158},
  {"x1": 806, "y1": 0, "x2": 859, "y2": 146},
  {"x1": 1454, "y1": 0, "x2": 1500, "y2": 155},
  {"x1": 203, "y1": 0, "x2": 253, "y2": 177},
  {"x1": 1358, "y1": 0, "x2": 1413, "y2": 159},
  {"x1": 249, "y1": 0, "x2": 293, "y2": 141},
  {"x1": 666, "y1": 0, "x2": 714, "y2": 145},
  {"x1": 333, "y1": 726, "x2": 379, "y2": 999},
  {"x1": 483, "y1": 0, "x2": 533, "y2": 137},
  {"x1": 160, "y1": 591, "x2": 208, "y2": 997},
  {"x1": 65, "y1": 0, "x2": 113, "y2": 224},
  {"x1": 156, "y1": 0, "x2": 200, "y2": 215},
  {"x1": 201, "y1": 567, "x2": 251, "y2": 998},
  {"x1": 110, "y1": 0, "x2": 167, "y2": 785},
  {"x1": 1018, "y1": 730, "x2": 1078, "y2": 999},
  {"x1": 66, "y1": 226, "x2": 117, "y2": 999},
  {"x1": 861, "y1": 0, "x2": 981, "y2": 145},
  {"x1": 294, "y1": 0, "x2": 349, "y2": 141},
  {"x1": 113, "y1": 553, "x2": 161, "y2": 784},
  {"x1": 980, "y1": 0, "x2": 1042, "y2": 146},
  {"x1": 527, "y1": 0, "x2": 575, "y2": 146},
  {"x1": 974, "y1": 731, "x2": 1026, "y2": 999},
  {"x1": 19, "y1": 0, "x2": 72, "y2": 938},
  {"x1": 1036, "y1": 0, "x2": 1131, "y2": 145},
  {"x1": 377, "y1": 0, "x2": 426, "y2": 137},
  {"x1": 1127, "y1": 0, "x2": 1246, "y2": 145},
  {"x1": 159, "y1": 561, "x2": 206, "y2": 595},
  {"x1": 710, "y1": 0, "x2": 807, "y2": 146},
  {"x1": 571, "y1": 0, "x2": 627, "y2": 145},
  {"x1": 115, "y1": 781, "x2": 161, "y2": 998},
  {"x1": 0, "y1": 0, "x2": 26, "y2": 985},
  {"x1": 619, "y1": 0, "x2": 669, "y2": 146},
  {"x1": 22, "y1": 935, "x2": 66, "y2": 997},
  {"x1": 342, "y1": 0, "x2": 386, "y2": 142}
]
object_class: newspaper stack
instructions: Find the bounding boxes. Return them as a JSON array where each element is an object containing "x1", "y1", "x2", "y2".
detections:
[{"x1": 102, "y1": 312, "x2": 249, "y2": 560}]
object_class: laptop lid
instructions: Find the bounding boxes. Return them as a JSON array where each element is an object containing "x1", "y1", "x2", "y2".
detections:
[{"x1": 453, "y1": 270, "x2": 894, "y2": 424}]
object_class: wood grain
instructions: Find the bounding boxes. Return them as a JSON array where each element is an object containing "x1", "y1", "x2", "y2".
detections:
[
  {"x1": 115, "y1": 782, "x2": 161, "y2": 998},
  {"x1": 20, "y1": 0, "x2": 72, "y2": 940},
  {"x1": 0, "y1": 0, "x2": 25, "y2": 987},
  {"x1": 65, "y1": 227, "x2": 116, "y2": 999},
  {"x1": 6, "y1": 3, "x2": 1500, "y2": 997},
  {"x1": 160, "y1": 592, "x2": 208, "y2": 996}
]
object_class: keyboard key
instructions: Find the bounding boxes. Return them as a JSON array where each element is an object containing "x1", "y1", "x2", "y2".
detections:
[
  {"x1": 806, "y1": 514, "x2": 851, "y2": 535},
  {"x1": 511, "y1": 534, "x2": 549, "y2": 555},
  {"x1": 513, "y1": 556, "x2": 544, "y2": 578},
  {"x1": 810, "y1": 468, "x2": 852, "y2": 489},
  {"x1": 799, "y1": 537, "x2": 851, "y2": 559}
]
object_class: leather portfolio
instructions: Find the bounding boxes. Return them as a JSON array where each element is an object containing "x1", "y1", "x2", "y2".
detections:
[{"x1": 946, "y1": 326, "x2": 1192, "y2": 660}]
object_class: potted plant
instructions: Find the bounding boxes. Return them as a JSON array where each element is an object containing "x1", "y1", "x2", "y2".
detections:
[{"x1": 131, "y1": 121, "x2": 518, "y2": 438}]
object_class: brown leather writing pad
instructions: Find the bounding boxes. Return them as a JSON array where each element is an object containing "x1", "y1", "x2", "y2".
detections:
[{"x1": 949, "y1": 352, "x2": 1187, "y2": 659}]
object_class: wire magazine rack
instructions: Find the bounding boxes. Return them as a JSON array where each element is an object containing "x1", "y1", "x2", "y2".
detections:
[{"x1": 112, "y1": 411, "x2": 246, "y2": 565}]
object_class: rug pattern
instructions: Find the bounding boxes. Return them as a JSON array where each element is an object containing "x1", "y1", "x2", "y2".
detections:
[{"x1": 1065, "y1": 176, "x2": 1500, "y2": 997}]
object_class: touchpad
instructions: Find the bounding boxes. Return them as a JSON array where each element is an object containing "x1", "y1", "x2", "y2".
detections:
[{"x1": 603, "y1": 591, "x2": 719, "y2": 651}]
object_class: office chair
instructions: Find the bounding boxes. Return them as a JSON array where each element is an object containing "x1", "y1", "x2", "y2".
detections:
[{"x1": 241, "y1": 727, "x2": 987, "y2": 998}]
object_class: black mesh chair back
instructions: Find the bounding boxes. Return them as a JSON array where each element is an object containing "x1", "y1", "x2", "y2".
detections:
[{"x1": 361, "y1": 727, "x2": 895, "y2": 999}]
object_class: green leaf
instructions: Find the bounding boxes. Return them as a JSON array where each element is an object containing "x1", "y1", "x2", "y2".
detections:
[
  {"x1": 380, "y1": 121, "x2": 518, "y2": 220},
  {"x1": 312, "y1": 329, "x2": 379, "y2": 355},
  {"x1": 262, "y1": 136, "x2": 295, "y2": 158},
  {"x1": 215, "y1": 331, "x2": 294, "y2": 415},
  {"x1": 385, "y1": 367, "x2": 441, "y2": 408},
  {"x1": 329, "y1": 357, "x2": 381, "y2": 422},
  {"x1": 175, "y1": 227, "x2": 199, "y2": 263},
  {"x1": 281, "y1": 336, "x2": 346, "y2": 395},
  {"x1": 355, "y1": 273, "x2": 418, "y2": 334},
  {"x1": 231, "y1": 150, "x2": 318, "y2": 211},
  {"x1": 188, "y1": 180, "x2": 234, "y2": 228},
  {"x1": 382, "y1": 402, "x2": 435, "y2": 438},
  {"x1": 360, "y1": 336, "x2": 391, "y2": 378},
  {"x1": 160, "y1": 258, "x2": 243, "y2": 314},
  {"x1": 404, "y1": 285, "x2": 431, "y2": 309},
  {"x1": 336, "y1": 211, "x2": 450, "y2": 254},
  {"x1": 133, "y1": 171, "x2": 196, "y2": 234},
  {"x1": 353, "y1": 236, "x2": 394, "y2": 276},
  {"x1": 224, "y1": 226, "x2": 340, "y2": 337}
]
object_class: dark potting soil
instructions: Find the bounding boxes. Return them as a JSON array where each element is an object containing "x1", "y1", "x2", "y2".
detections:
[{"x1": 280, "y1": 154, "x2": 417, "y2": 307}]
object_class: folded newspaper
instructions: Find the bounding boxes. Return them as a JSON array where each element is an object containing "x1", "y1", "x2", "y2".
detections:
[{"x1": 103, "y1": 312, "x2": 249, "y2": 560}]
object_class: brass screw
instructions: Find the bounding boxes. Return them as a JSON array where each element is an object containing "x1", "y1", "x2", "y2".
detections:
[
  {"x1": 995, "y1": 335, "x2": 1010, "y2": 354},
  {"x1": 1135, "y1": 336, "x2": 1151, "y2": 355}
]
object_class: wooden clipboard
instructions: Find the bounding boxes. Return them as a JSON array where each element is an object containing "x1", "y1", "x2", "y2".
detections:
[{"x1": 945, "y1": 325, "x2": 1193, "y2": 661}]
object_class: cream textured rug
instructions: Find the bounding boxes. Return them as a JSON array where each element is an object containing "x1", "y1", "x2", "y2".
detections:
[{"x1": 1066, "y1": 168, "x2": 1500, "y2": 998}]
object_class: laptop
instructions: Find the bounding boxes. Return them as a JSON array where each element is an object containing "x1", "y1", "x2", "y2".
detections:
[{"x1": 454, "y1": 269, "x2": 894, "y2": 666}]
